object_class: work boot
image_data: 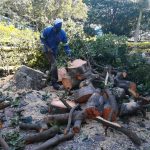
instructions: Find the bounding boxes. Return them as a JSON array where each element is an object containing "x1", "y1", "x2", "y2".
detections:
[{"x1": 52, "y1": 82, "x2": 60, "y2": 90}]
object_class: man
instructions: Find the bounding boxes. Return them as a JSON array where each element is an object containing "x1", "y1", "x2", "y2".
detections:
[{"x1": 40, "y1": 18, "x2": 71, "y2": 90}]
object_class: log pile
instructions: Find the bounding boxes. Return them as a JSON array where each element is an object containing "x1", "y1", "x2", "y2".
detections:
[{"x1": 1, "y1": 59, "x2": 150, "y2": 150}]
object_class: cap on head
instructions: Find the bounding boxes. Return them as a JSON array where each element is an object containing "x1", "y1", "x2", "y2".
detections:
[{"x1": 53, "y1": 18, "x2": 63, "y2": 32}]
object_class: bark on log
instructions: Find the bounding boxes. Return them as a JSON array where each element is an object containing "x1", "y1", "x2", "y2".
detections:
[
  {"x1": 95, "y1": 116, "x2": 141, "y2": 146},
  {"x1": 85, "y1": 91, "x2": 103, "y2": 119},
  {"x1": 0, "y1": 101, "x2": 10, "y2": 110},
  {"x1": 19, "y1": 123, "x2": 41, "y2": 131},
  {"x1": 73, "y1": 111, "x2": 86, "y2": 133},
  {"x1": 73, "y1": 85, "x2": 96, "y2": 103},
  {"x1": 24, "y1": 126, "x2": 59, "y2": 144},
  {"x1": 32, "y1": 132, "x2": 74, "y2": 150},
  {"x1": 19, "y1": 122, "x2": 48, "y2": 132},
  {"x1": 44, "y1": 111, "x2": 81, "y2": 124},
  {"x1": 105, "y1": 89, "x2": 118, "y2": 121},
  {"x1": 0, "y1": 136, "x2": 9, "y2": 150}
]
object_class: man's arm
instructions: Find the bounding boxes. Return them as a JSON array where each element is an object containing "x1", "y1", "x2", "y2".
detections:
[{"x1": 61, "y1": 31, "x2": 71, "y2": 57}]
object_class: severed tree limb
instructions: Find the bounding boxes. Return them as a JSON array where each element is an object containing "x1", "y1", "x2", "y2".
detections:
[
  {"x1": 44, "y1": 111, "x2": 81, "y2": 125},
  {"x1": 0, "y1": 136, "x2": 9, "y2": 150},
  {"x1": 73, "y1": 111, "x2": 86, "y2": 133},
  {"x1": 64, "y1": 104, "x2": 80, "y2": 134},
  {"x1": 24, "y1": 126, "x2": 59, "y2": 144},
  {"x1": 19, "y1": 123, "x2": 43, "y2": 132},
  {"x1": 95, "y1": 116, "x2": 141, "y2": 146},
  {"x1": 33, "y1": 132, "x2": 74, "y2": 150},
  {"x1": 105, "y1": 88, "x2": 118, "y2": 122},
  {"x1": 0, "y1": 101, "x2": 10, "y2": 110}
]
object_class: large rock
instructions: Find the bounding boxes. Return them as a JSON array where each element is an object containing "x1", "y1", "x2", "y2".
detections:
[{"x1": 14, "y1": 65, "x2": 47, "y2": 90}]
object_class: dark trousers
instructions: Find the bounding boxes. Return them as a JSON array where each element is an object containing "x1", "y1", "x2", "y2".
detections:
[{"x1": 44, "y1": 51, "x2": 58, "y2": 83}]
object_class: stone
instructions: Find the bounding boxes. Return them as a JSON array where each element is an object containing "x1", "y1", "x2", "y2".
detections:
[{"x1": 14, "y1": 65, "x2": 47, "y2": 90}]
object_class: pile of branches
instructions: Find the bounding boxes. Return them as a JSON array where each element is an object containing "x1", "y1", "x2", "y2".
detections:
[{"x1": 0, "y1": 59, "x2": 150, "y2": 150}]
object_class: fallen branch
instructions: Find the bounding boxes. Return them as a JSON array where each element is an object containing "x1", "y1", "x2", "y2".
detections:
[
  {"x1": 33, "y1": 132, "x2": 74, "y2": 150},
  {"x1": 95, "y1": 116, "x2": 141, "y2": 146},
  {"x1": 44, "y1": 111, "x2": 81, "y2": 124},
  {"x1": 24, "y1": 126, "x2": 59, "y2": 144},
  {"x1": 0, "y1": 136, "x2": 9, "y2": 150},
  {"x1": 64, "y1": 104, "x2": 80, "y2": 134},
  {"x1": 19, "y1": 123, "x2": 42, "y2": 132},
  {"x1": 73, "y1": 111, "x2": 86, "y2": 133}
]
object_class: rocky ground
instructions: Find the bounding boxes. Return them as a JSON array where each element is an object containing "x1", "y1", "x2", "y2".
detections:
[{"x1": 0, "y1": 75, "x2": 150, "y2": 150}]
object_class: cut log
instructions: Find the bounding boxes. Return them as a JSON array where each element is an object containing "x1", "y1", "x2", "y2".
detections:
[
  {"x1": 58, "y1": 67, "x2": 67, "y2": 82},
  {"x1": 95, "y1": 116, "x2": 141, "y2": 146},
  {"x1": 73, "y1": 85, "x2": 96, "y2": 103},
  {"x1": 19, "y1": 123, "x2": 41, "y2": 131},
  {"x1": 19, "y1": 122, "x2": 48, "y2": 132},
  {"x1": 67, "y1": 59, "x2": 88, "y2": 77},
  {"x1": 44, "y1": 111, "x2": 81, "y2": 125},
  {"x1": 0, "y1": 136, "x2": 9, "y2": 150},
  {"x1": 0, "y1": 101, "x2": 10, "y2": 110},
  {"x1": 32, "y1": 132, "x2": 74, "y2": 150},
  {"x1": 73, "y1": 111, "x2": 86, "y2": 133},
  {"x1": 24, "y1": 126, "x2": 59, "y2": 144},
  {"x1": 85, "y1": 91, "x2": 104, "y2": 119},
  {"x1": 105, "y1": 89, "x2": 118, "y2": 121},
  {"x1": 49, "y1": 99, "x2": 76, "y2": 113},
  {"x1": 62, "y1": 75, "x2": 80, "y2": 90}
]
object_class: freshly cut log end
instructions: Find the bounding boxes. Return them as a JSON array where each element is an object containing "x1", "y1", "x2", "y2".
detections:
[
  {"x1": 73, "y1": 86, "x2": 95, "y2": 103},
  {"x1": 49, "y1": 99, "x2": 76, "y2": 114},
  {"x1": 58, "y1": 67, "x2": 67, "y2": 82},
  {"x1": 73, "y1": 120, "x2": 82, "y2": 133},
  {"x1": 85, "y1": 107, "x2": 101, "y2": 119},
  {"x1": 102, "y1": 107, "x2": 117, "y2": 122},
  {"x1": 62, "y1": 76, "x2": 72, "y2": 90}
]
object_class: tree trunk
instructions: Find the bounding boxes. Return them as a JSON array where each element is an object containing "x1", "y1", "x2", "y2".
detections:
[{"x1": 134, "y1": 10, "x2": 143, "y2": 43}]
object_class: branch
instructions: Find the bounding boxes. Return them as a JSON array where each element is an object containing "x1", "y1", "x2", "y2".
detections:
[{"x1": 95, "y1": 116, "x2": 141, "y2": 146}]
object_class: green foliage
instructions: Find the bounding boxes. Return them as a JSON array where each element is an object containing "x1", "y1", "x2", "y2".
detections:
[
  {"x1": 128, "y1": 42, "x2": 150, "y2": 51},
  {"x1": 0, "y1": 0, "x2": 87, "y2": 31},
  {"x1": 127, "y1": 54, "x2": 150, "y2": 92},
  {"x1": 2, "y1": 131, "x2": 24, "y2": 150},
  {"x1": 84, "y1": 0, "x2": 150, "y2": 36},
  {"x1": 0, "y1": 22, "x2": 40, "y2": 67}
]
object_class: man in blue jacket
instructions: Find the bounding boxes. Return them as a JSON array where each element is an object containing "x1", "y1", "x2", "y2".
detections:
[{"x1": 40, "y1": 18, "x2": 72, "y2": 90}]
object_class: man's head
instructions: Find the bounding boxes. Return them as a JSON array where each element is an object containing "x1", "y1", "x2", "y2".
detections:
[
  {"x1": 122, "y1": 70, "x2": 127, "y2": 78},
  {"x1": 53, "y1": 18, "x2": 63, "y2": 33}
]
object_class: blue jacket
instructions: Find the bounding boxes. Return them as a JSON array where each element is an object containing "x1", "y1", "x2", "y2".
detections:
[{"x1": 40, "y1": 26, "x2": 71, "y2": 57}]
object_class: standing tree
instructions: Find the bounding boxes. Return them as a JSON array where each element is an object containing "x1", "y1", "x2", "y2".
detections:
[{"x1": 134, "y1": 0, "x2": 150, "y2": 42}]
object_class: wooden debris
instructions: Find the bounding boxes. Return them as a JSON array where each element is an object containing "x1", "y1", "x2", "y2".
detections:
[
  {"x1": 32, "y1": 132, "x2": 74, "y2": 150},
  {"x1": 95, "y1": 116, "x2": 141, "y2": 146},
  {"x1": 73, "y1": 111, "x2": 86, "y2": 133},
  {"x1": 64, "y1": 104, "x2": 80, "y2": 134},
  {"x1": 24, "y1": 126, "x2": 59, "y2": 144},
  {"x1": 50, "y1": 99, "x2": 76, "y2": 111},
  {"x1": 73, "y1": 85, "x2": 96, "y2": 103}
]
